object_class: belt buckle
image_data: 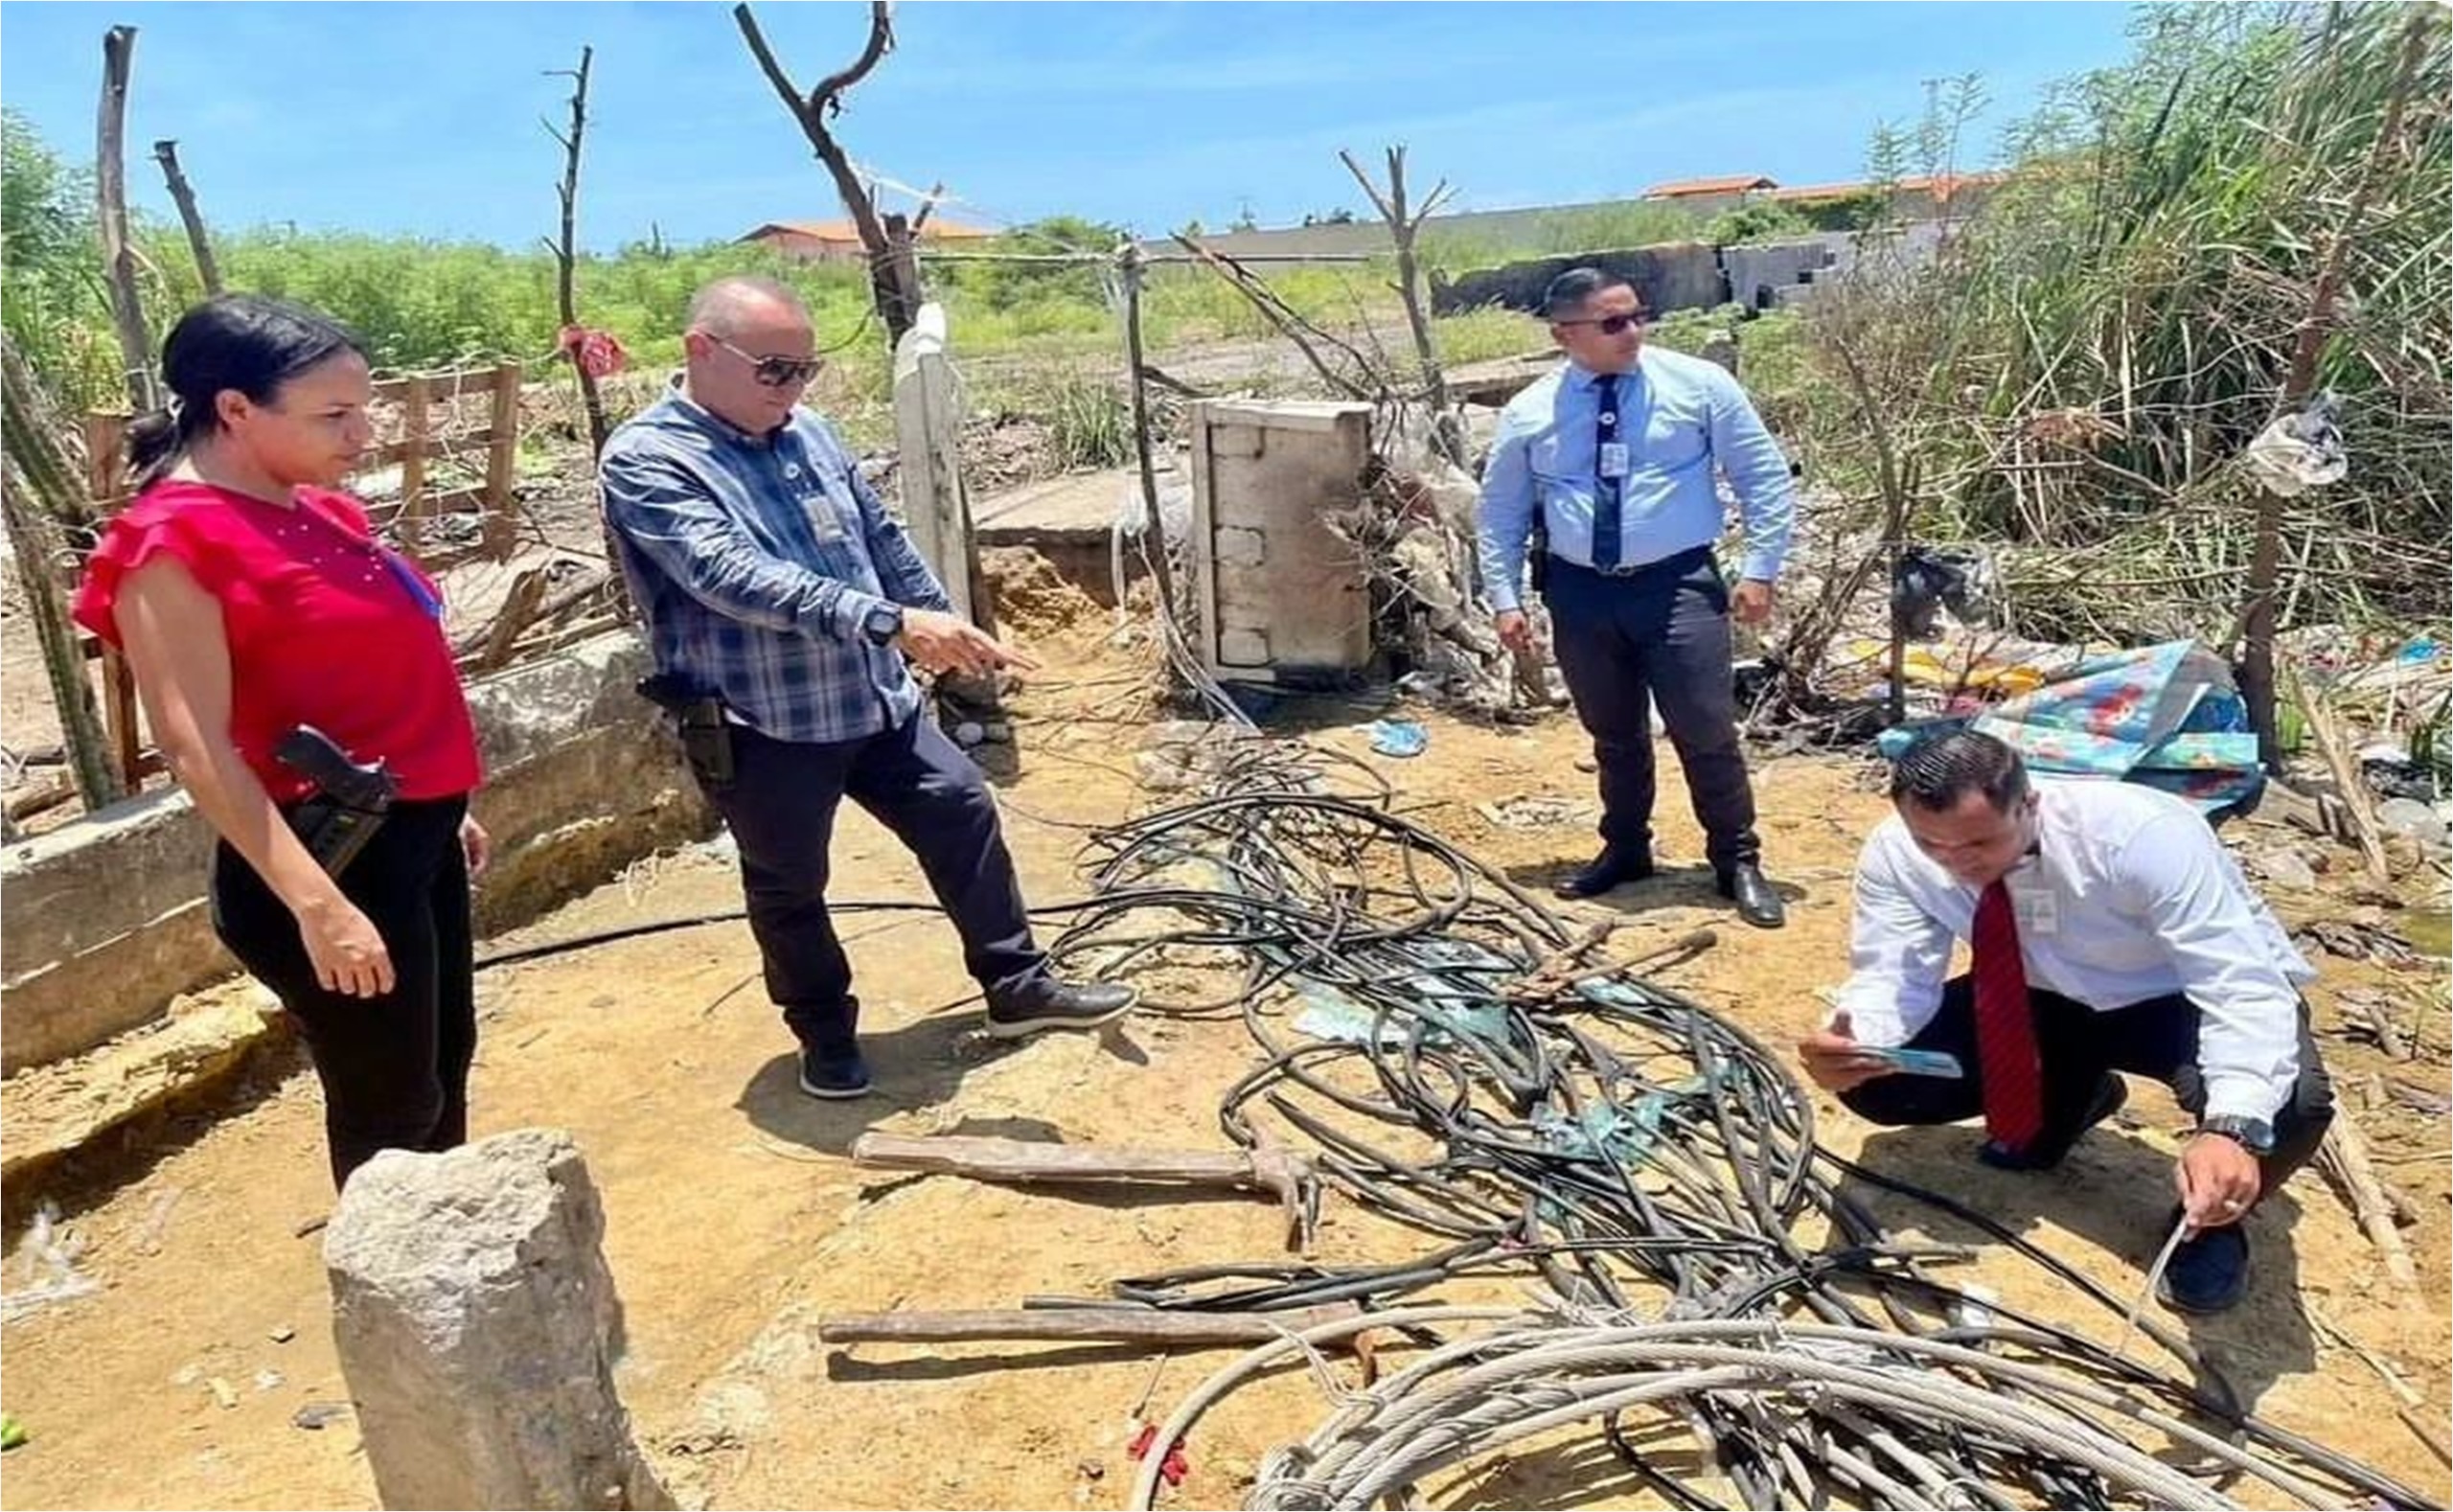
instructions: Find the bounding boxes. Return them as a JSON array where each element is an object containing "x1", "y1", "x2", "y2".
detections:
[{"x1": 1597, "y1": 561, "x2": 1643, "y2": 578}]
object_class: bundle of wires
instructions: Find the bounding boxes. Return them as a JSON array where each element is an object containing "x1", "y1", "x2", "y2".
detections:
[{"x1": 1027, "y1": 732, "x2": 2425, "y2": 1511}]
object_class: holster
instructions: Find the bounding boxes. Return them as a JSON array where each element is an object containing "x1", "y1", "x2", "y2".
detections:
[
  {"x1": 1528, "y1": 516, "x2": 1550, "y2": 597},
  {"x1": 288, "y1": 794, "x2": 387, "y2": 877},
  {"x1": 639, "y1": 674, "x2": 733, "y2": 788}
]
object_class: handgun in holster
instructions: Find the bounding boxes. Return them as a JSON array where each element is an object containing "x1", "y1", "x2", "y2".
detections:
[
  {"x1": 637, "y1": 672, "x2": 734, "y2": 787},
  {"x1": 274, "y1": 725, "x2": 398, "y2": 877},
  {"x1": 1528, "y1": 515, "x2": 1550, "y2": 597}
]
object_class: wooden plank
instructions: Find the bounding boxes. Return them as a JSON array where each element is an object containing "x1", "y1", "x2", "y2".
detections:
[
  {"x1": 818, "y1": 1303, "x2": 1361, "y2": 1348},
  {"x1": 398, "y1": 373, "x2": 430, "y2": 564},
  {"x1": 482, "y1": 361, "x2": 521, "y2": 560},
  {"x1": 99, "y1": 645, "x2": 145, "y2": 790}
]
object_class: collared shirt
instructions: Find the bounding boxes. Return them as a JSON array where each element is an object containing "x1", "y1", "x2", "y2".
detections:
[
  {"x1": 1476, "y1": 346, "x2": 1796, "y2": 612},
  {"x1": 1830, "y1": 778, "x2": 2316, "y2": 1123},
  {"x1": 600, "y1": 381, "x2": 951, "y2": 745}
]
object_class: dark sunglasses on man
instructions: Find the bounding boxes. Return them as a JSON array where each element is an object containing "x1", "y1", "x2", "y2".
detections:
[
  {"x1": 714, "y1": 335, "x2": 824, "y2": 388},
  {"x1": 1554, "y1": 311, "x2": 1647, "y2": 335}
]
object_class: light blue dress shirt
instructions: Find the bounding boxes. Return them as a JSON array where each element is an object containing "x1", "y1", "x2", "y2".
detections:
[{"x1": 1476, "y1": 346, "x2": 1796, "y2": 612}]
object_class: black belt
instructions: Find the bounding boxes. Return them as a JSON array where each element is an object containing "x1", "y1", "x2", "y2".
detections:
[{"x1": 1548, "y1": 544, "x2": 1712, "y2": 580}]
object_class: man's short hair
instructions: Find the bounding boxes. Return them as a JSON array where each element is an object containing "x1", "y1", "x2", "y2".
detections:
[
  {"x1": 685, "y1": 275, "x2": 806, "y2": 337},
  {"x1": 1541, "y1": 267, "x2": 1635, "y2": 321},
  {"x1": 1888, "y1": 729, "x2": 2030, "y2": 813}
]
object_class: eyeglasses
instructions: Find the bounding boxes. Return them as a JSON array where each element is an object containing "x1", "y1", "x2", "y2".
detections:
[
  {"x1": 1554, "y1": 311, "x2": 1647, "y2": 336},
  {"x1": 712, "y1": 336, "x2": 823, "y2": 388}
]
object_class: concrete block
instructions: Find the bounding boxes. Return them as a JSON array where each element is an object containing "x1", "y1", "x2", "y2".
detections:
[
  {"x1": 1220, "y1": 628, "x2": 1272, "y2": 667},
  {"x1": 1215, "y1": 527, "x2": 1267, "y2": 567},
  {"x1": 325, "y1": 1129, "x2": 673, "y2": 1511}
]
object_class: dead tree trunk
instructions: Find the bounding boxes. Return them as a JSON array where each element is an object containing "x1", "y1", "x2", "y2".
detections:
[
  {"x1": 545, "y1": 47, "x2": 612, "y2": 462},
  {"x1": 1341, "y1": 146, "x2": 1464, "y2": 470},
  {"x1": 542, "y1": 46, "x2": 631, "y2": 620},
  {"x1": 2238, "y1": 9, "x2": 2430, "y2": 768},
  {"x1": 733, "y1": 2, "x2": 913, "y2": 350},
  {"x1": 2, "y1": 340, "x2": 127, "y2": 810},
  {"x1": 150, "y1": 139, "x2": 221, "y2": 297},
  {"x1": 97, "y1": 26, "x2": 156, "y2": 411}
]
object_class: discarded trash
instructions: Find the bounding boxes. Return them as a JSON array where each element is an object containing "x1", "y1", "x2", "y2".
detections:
[
  {"x1": 254, "y1": 1369, "x2": 285, "y2": 1393},
  {"x1": 1, "y1": 1411, "x2": 24, "y2": 1451},
  {"x1": 1, "y1": 1203, "x2": 99, "y2": 1324},
  {"x1": 1126, "y1": 1423, "x2": 1189, "y2": 1487},
  {"x1": 1365, "y1": 719, "x2": 1428, "y2": 758},
  {"x1": 1476, "y1": 794, "x2": 1594, "y2": 830},
  {"x1": 1879, "y1": 640, "x2": 2263, "y2": 819},
  {"x1": 208, "y1": 1377, "x2": 239, "y2": 1410},
  {"x1": 2242, "y1": 391, "x2": 2347, "y2": 498},
  {"x1": 1891, "y1": 545, "x2": 1993, "y2": 638}
]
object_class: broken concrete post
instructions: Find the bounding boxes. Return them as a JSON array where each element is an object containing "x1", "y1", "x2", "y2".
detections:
[{"x1": 323, "y1": 1129, "x2": 673, "y2": 1511}]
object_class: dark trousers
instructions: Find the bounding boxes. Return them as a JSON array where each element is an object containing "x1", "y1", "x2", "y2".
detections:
[
  {"x1": 1840, "y1": 976, "x2": 2335, "y2": 1195},
  {"x1": 211, "y1": 795, "x2": 475, "y2": 1192},
  {"x1": 701, "y1": 715, "x2": 1046, "y2": 1053},
  {"x1": 1544, "y1": 548, "x2": 1760, "y2": 872}
]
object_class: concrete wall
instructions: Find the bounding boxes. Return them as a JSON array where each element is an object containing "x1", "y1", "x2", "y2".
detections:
[
  {"x1": 1189, "y1": 401, "x2": 1375, "y2": 684},
  {"x1": 1432, "y1": 243, "x2": 1730, "y2": 318},
  {"x1": 0, "y1": 630, "x2": 716, "y2": 1074}
]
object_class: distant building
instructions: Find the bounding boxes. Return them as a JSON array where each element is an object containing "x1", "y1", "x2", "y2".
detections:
[
  {"x1": 1767, "y1": 172, "x2": 2005, "y2": 219},
  {"x1": 1640, "y1": 174, "x2": 1778, "y2": 215},
  {"x1": 735, "y1": 217, "x2": 997, "y2": 263}
]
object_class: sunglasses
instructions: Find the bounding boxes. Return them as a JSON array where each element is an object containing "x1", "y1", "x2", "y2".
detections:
[
  {"x1": 1555, "y1": 312, "x2": 1647, "y2": 335},
  {"x1": 712, "y1": 335, "x2": 824, "y2": 388}
]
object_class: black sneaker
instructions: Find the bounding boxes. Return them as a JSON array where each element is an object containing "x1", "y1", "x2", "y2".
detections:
[
  {"x1": 796, "y1": 1044, "x2": 872, "y2": 1100},
  {"x1": 1978, "y1": 1073, "x2": 2128, "y2": 1171},
  {"x1": 2158, "y1": 1214, "x2": 2251, "y2": 1315},
  {"x1": 984, "y1": 981, "x2": 1137, "y2": 1039}
]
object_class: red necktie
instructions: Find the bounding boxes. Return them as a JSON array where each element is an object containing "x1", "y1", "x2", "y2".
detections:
[{"x1": 1971, "y1": 880, "x2": 2045, "y2": 1152}]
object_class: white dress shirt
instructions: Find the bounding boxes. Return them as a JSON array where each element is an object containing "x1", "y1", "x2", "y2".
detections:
[{"x1": 1831, "y1": 778, "x2": 2315, "y2": 1123}]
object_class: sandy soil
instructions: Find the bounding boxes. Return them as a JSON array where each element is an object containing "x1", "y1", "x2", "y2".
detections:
[{"x1": 1, "y1": 566, "x2": 2447, "y2": 1512}]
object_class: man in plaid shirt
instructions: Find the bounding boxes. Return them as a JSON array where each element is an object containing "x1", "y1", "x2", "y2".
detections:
[{"x1": 602, "y1": 276, "x2": 1135, "y2": 1099}]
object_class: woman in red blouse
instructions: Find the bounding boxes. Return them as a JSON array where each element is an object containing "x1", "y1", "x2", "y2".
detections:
[{"x1": 74, "y1": 295, "x2": 488, "y2": 1189}]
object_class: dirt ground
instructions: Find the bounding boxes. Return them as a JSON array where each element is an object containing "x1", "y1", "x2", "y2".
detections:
[{"x1": 3, "y1": 570, "x2": 2449, "y2": 1511}]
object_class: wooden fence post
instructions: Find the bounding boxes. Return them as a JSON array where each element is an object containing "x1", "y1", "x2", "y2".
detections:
[{"x1": 484, "y1": 361, "x2": 521, "y2": 560}]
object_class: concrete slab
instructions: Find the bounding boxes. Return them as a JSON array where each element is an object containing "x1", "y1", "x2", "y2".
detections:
[{"x1": 972, "y1": 468, "x2": 1138, "y2": 543}]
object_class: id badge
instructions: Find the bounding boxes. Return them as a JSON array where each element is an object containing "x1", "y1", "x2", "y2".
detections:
[
  {"x1": 1598, "y1": 442, "x2": 1631, "y2": 479},
  {"x1": 803, "y1": 492, "x2": 847, "y2": 543},
  {"x1": 2015, "y1": 888, "x2": 2059, "y2": 936}
]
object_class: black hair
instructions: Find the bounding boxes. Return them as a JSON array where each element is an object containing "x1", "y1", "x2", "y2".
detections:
[
  {"x1": 1540, "y1": 266, "x2": 1636, "y2": 321},
  {"x1": 1887, "y1": 728, "x2": 2030, "y2": 813},
  {"x1": 126, "y1": 294, "x2": 368, "y2": 490}
]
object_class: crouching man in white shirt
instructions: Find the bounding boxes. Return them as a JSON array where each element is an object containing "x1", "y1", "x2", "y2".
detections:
[{"x1": 1797, "y1": 729, "x2": 2332, "y2": 1315}]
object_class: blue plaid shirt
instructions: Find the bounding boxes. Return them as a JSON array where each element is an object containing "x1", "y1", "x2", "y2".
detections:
[{"x1": 601, "y1": 382, "x2": 951, "y2": 745}]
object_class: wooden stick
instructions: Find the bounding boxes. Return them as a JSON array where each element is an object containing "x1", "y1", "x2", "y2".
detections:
[
  {"x1": 150, "y1": 139, "x2": 221, "y2": 295},
  {"x1": 818, "y1": 1303, "x2": 1360, "y2": 1349},
  {"x1": 852, "y1": 1131, "x2": 1314, "y2": 1249},
  {"x1": 96, "y1": 26, "x2": 156, "y2": 412},
  {"x1": 2358, "y1": 997, "x2": 2414, "y2": 1063},
  {"x1": 2317, "y1": 1111, "x2": 2419, "y2": 1290},
  {"x1": 2285, "y1": 662, "x2": 2394, "y2": 884}
]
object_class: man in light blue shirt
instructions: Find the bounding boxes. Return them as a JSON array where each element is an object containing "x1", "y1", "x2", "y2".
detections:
[{"x1": 1477, "y1": 268, "x2": 1796, "y2": 928}]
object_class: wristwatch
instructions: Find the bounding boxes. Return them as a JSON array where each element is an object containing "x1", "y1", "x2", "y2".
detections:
[
  {"x1": 860, "y1": 602, "x2": 906, "y2": 648},
  {"x1": 2193, "y1": 1114, "x2": 2277, "y2": 1156}
]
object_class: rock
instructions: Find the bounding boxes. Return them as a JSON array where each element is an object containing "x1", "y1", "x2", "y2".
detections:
[
  {"x1": 2375, "y1": 797, "x2": 2451, "y2": 856},
  {"x1": 323, "y1": 1129, "x2": 673, "y2": 1511},
  {"x1": 2258, "y1": 849, "x2": 2318, "y2": 892},
  {"x1": 267, "y1": 1324, "x2": 296, "y2": 1344},
  {"x1": 291, "y1": 1401, "x2": 351, "y2": 1432}
]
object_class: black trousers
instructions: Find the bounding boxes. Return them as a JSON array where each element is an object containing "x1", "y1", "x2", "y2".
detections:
[
  {"x1": 700, "y1": 715, "x2": 1046, "y2": 1054},
  {"x1": 1840, "y1": 975, "x2": 2335, "y2": 1193},
  {"x1": 1544, "y1": 549, "x2": 1760, "y2": 872},
  {"x1": 212, "y1": 795, "x2": 474, "y2": 1192}
]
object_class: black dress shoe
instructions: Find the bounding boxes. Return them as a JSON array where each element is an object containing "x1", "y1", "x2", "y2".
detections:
[
  {"x1": 1978, "y1": 1073, "x2": 2128, "y2": 1171},
  {"x1": 1555, "y1": 846, "x2": 1655, "y2": 899},
  {"x1": 985, "y1": 979, "x2": 1138, "y2": 1039},
  {"x1": 2158, "y1": 1213, "x2": 2251, "y2": 1314},
  {"x1": 1717, "y1": 862, "x2": 1785, "y2": 928}
]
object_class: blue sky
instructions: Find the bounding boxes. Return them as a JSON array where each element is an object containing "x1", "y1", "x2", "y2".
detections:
[{"x1": 1, "y1": 2, "x2": 2143, "y2": 251}]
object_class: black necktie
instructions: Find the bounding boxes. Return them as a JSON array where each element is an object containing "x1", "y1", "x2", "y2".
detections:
[{"x1": 1592, "y1": 372, "x2": 1622, "y2": 570}]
